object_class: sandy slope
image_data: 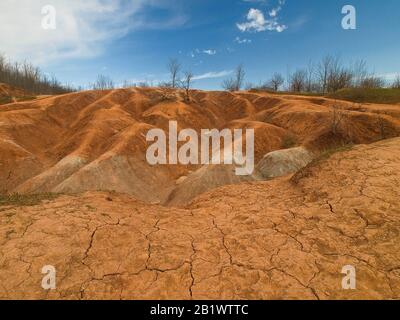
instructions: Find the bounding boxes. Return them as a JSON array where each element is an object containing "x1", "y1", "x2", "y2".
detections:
[
  {"x1": 0, "y1": 138, "x2": 399, "y2": 299},
  {"x1": 1, "y1": 87, "x2": 400, "y2": 204}
]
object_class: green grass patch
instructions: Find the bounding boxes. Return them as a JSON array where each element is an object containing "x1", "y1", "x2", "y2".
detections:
[
  {"x1": 17, "y1": 96, "x2": 37, "y2": 102},
  {"x1": 0, "y1": 193, "x2": 61, "y2": 207},
  {"x1": 249, "y1": 89, "x2": 324, "y2": 97},
  {"x1": 282, "y1": 135, "x2": 298, "y2": 149},
  {"x1": 316, "y1": 144, "x2": 354, "y2": 161},
  {"x1": 0, "y1": 95, "x2": 37, "y2": 105},
  {"x1": 249, "y1": 87, "x2": 400, "y2": 104},
  {"x1": 0, "y1": 95, "x2": 13, "y2": 105},
  {"x1": 328, "y1": 88, "x2": 400, "y2": 104}
]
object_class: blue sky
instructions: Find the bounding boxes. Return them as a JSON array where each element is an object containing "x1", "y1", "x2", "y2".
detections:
[{"x1": 1, "y1": 0, "x2": 399, "y2": 89}]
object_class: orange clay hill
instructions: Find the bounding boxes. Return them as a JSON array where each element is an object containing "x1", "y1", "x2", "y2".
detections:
[{"x1": 0, "y1": 86, "x2": 400, "y2": 299}]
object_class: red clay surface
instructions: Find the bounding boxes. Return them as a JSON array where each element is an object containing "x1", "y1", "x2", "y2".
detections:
[{"x1": 1, "y1": 87, "x2": 400, "y2": 299}]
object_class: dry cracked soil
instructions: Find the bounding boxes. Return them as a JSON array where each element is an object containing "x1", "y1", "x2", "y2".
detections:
[{"x1": 0, "y1": 87, "x2": 400, "y2": 300}]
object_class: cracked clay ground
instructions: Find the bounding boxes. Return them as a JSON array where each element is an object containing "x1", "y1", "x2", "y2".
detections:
[{"x1": 1, "y1": 138, "x2": 400, "y2": 300}]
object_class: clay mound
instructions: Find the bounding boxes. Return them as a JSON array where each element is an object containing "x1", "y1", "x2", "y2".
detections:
[
  {"x1": 165, "y1": 118, "x2": 293, "y2": 206},
  {"x1": 255, "y1": 146, "x2": 315, "y2": 179},
  {"x1": 14, "y1": 122, "x2": 183, "y2": 203},
  {"x1": 142, "y1": 100, "x2": 217, "y2": 130},
  {"x1": 165, "y1": 164, "x2": 255, "y2": 206},
  {"x1": 226, "y1": 120, "x2": 289, "y2": 162},
  {"x1": 52, "y1": 155, "x2": 176, "y2": 204},
  {"x1": 1, "y1": 137, "x2": 399, "y2": 299},
  {"x1": 166, "y1": 120, "x2": 290, "y2": 206},
  {"x1": 1, "y1": 87, "x2": 400, "y2": 204}
]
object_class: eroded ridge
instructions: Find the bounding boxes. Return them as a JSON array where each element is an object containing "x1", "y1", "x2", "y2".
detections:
[{"x1": 1, "y1": 88, "x2": 400, "y2": 205}]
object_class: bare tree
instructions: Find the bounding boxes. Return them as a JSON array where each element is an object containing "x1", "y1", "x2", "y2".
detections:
[
  {"x1": 314, "y1": 55, "x2": 354, "y2": 93},
  {"x1": 305, "y1": 60, "x2": 315, "y2": 92},
  {"x1": 159, "y1": 81, "x2": 173, "y2": 88},
  {"x1": 351, "y1": 59, "x2": 368, "y2": 88},
  {"x1": 182, "y1": 71, "x2": 193, "y2": 102},
  {"x1": 92, "y1": 75, "x2": 115, "y2": 90},
  {"x1": 0, "y1": 54, "x2": 74, "y2": 95},
  {"x1": 328, "y1": 68, "x2": 353, "y2": 92},
  {"x1": 317, "y1": 55, "x2": 334, "y2": 94},
  {"x1": 234, "y1": 64, "x2": 245, "y2": 91},
  {"x1": 360, "y1": 76, "x2": 385, "y2": 89},
  {"x1": 222, "y1": 78, "x2": 237, "y2": 92},
  {"x1": 289, "y1": 69, "x2": 307, "y2": 92},
  {"x1": 168, "y1": 58, "x2": 181, "y2": 89},
  {"x1": 269, "y1": 73, "x2": 284, "y2": 91},
  {"x1": 122, "y1": 80, "x2": 137, "y2": 88},
  {"x1": 222, "y1": 64, "x2": 245, "y2": 91},
  {"x1": 326, "y1": 56, "x2": 353, "y2": 92},
  {"x1": 392, "y1": 75, "x2": 400, "y2": 89}
]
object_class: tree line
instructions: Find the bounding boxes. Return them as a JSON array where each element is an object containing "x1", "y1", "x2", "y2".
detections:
[
  {"x1": 0, "y1": 54, "x2": 75, "y2": 95},
  {"x1": 225, "y1": 55, "x2": 400, "y2": 93},
  {"x1": 91, "y1": 58, "x2": 194, "y2": 101},
  {"x1": 87, "y1": 54, "x2": 400, "y2": 95}
]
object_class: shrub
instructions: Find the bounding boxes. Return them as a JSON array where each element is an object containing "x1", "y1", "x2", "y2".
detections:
[
  {"x1": 282, "y1": 135, "x2": 297, "y2": 149},
  {"x1": 328, "y1": 88, "x2": 400, "y2": 104}
]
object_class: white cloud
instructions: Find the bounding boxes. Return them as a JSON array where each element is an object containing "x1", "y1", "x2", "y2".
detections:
[
  {"x1": 275, "y1": 25, "x2": 287, "y2": 32},
  {"x1": 190, "y1": 48, "x2": 217, "y2": 58},
  {"x1": 193, "y1": 70, "x2": 233, "y2": 81},
  {"x1": 269, "y1": 0, "x2": 285, "y2": 17},
  {"x1": 237, "y1": 9, "x2": 267, "y2": 32},
  {"x1": 269, "y1": 8, "x2": 278, "y2": 17},
  {"x1": 237, "y1": 1, "x2": 287, "y2": 33},
  {"x1": 235, "y1": 37, "x2": 252, "y2": 44},
  {"x1": 0, "y1": 0, "x2": 186, "y2": 65},
  {"x1": 203, "y1": 49, "x2": 217, "y2": 55}
]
